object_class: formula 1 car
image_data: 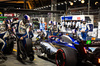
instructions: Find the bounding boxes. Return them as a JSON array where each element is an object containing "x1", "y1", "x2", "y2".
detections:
[{"x1": 35, "y1": 34, "x2": 100, "y2": 66}]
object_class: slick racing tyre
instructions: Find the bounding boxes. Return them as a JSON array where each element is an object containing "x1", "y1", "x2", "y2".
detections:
[
  {"x1": 26, "y1": 38, "x2": 34, "y2": 61},
  {"x1": 26, "y1": 38, "x2": 33, "y2": 54},
  {"x1": 3, "y1": 39, "x2": 14, "y2": 54},
  {"x1": 56, "y1": 47, "x2": 77, "y2": 66},
  {"x1": 18, "y1": 41, "x2": 27, "y2": 60}
]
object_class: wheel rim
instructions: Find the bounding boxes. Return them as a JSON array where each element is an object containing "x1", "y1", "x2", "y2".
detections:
[{"x1": 56, "y1": 49, "x2": 65, "y2": 66}]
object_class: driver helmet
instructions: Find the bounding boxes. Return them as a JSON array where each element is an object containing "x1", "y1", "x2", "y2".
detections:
[
  {"x1": 24, "y1": 15, "x2": 30, "y2": 21},
  {"x1": 23, "y1": 15, "x2": 30, "y2": 23}
]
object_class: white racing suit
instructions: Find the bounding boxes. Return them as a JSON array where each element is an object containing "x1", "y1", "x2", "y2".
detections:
[
  {"x1": 76, "y1": 21, "x2": 81, "y2": 30},
  {"x1": 13, "y1": 20, "x2": 27, "y2": 34},
  {"x1": 79, "y1": 23, "x2": 90, "y2": 41},
  {"x1": 61, "y1": 22, "x2": 66, "y2": 31},
  {"x1": 12, "y1": 20, "x2": 29, "y2": 47},
  {"x1": 12, "y1": 20, "x2": 32, "y2": 58},
  {"x1": 67, "y1": 22, "x2": 72, "y2": 28},
  {"x1": 0, "y1": 23, "x2": 10, "y2": 51},
  {"x1": 72, "y1": 22, "x2": 76, "y2": 29}
]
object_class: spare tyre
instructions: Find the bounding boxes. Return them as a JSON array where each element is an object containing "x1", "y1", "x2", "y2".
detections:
[
  {"x1": 56, "y1": 47, "x2": 77, "y2": 66},
  {"x1": 25, "y1": 38, "x2": 34, "y2": 56}
]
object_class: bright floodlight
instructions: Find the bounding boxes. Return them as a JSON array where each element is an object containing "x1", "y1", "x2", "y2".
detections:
[
  {"x1": 95, "y1": 1, "x2": 99, "y2": 5},
  {"x1": 74, "y1": 0, "x2": 77, "y2": 2},
  {"x1": 70, "y1": 2, "x2": 73, "y2": 6},
  {"x1": 79, "y1": 0, "x2": 81, "y2": 1},
  {"x1": 81, "y1": 0, "x2": 85, "y2": 4}
]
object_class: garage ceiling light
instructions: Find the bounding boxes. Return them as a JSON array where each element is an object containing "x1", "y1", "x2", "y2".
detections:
[
  {"x1": 58, "y1": 3, "x2": 60, "y2": 5},
  {"x1": 81, "y1": 0, "x2": 85, "y2": 4},
  {"x1": 61, "y1": 3, "x2": 64, "y2": 5},
  {"x1": 79, "y1": 0, "x2": 81, "y2": 1},
  {"x1": 49, "y1": 5, "x2": 51, "y2": 7},
  {"x1": 46, "y1": 6, "x2": 48, "y2": 8},
  {"x1": 95, "y1": 1, "x2": 98, "y2": 5},
  {"x1": 74, "y1": 0, "x2": 77, "y2": 2},
  {"x1": 70, "y1": 2, "x2": 73, "y2": 6}
]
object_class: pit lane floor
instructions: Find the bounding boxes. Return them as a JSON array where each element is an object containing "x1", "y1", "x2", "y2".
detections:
[
  {"x1": 0, "y1": 42, "x2": 96, "y2": 66},
  {"x1": 0, "y1": 43, "x2": 56, "y2": 66},
  {"x1": 0, "y1": 54, "x2": 56, "y2": 66},
  {"x1": 0, "y1": 53, "x2": 96, "y2": 66}
]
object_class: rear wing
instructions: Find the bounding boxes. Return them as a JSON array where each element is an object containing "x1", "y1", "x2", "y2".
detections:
[{"x1": 81, "y1": 40, "x2": 100, "y2": 47}]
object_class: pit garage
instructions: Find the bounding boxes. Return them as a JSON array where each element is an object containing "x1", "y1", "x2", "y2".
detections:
[{"x1": 0, "y1": 0, "x2": 100, "y2": 66}]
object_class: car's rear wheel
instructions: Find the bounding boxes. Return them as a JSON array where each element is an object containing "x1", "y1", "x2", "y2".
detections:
[{"x1": 56, "y1": 47, "x2": 77, "y2": 66}]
